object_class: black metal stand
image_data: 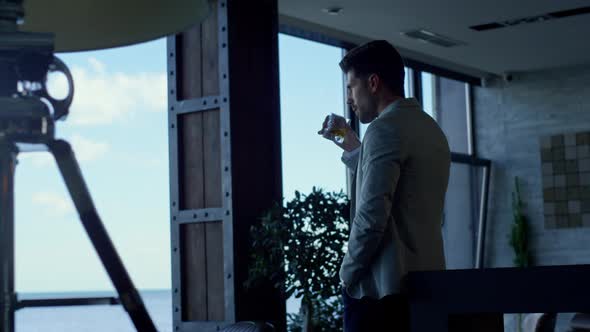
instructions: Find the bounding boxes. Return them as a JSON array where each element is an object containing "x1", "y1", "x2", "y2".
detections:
[{"x1": 0, "y1": 140, "x2": 157, "y2": 332}]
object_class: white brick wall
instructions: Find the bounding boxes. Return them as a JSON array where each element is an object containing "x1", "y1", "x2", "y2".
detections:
[{"x1": 474, "y1": 63, "x2": 590, "y2": 332}]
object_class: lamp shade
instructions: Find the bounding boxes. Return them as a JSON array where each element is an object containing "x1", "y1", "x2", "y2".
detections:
[{"x1": 18, "y1": 0, "x2": 210, "y2": 52}]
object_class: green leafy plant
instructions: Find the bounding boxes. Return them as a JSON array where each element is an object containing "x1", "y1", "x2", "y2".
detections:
[
  {"x1": 509, "y1": 176, "x2": 532, "y2": 332},
  {"x1": 509, "y1": 176, "x2": 531, "y2": 268},
  {"x1": 246, "y1": 187, "x2": 350, "y2": 332}
]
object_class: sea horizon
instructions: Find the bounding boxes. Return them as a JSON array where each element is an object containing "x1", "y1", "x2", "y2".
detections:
[{"x1": 15, "y1": 288, "x2": 300, "y2": 331}]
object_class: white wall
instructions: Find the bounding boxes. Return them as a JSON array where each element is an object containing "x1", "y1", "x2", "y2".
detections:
[{"x1": 473, "y1": 63, "x2": 590, "y2": 331}]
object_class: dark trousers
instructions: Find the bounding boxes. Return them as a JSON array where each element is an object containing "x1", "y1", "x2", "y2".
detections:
[{"x1": 342, "y1": 288, "x2": 410, "y2": 332}]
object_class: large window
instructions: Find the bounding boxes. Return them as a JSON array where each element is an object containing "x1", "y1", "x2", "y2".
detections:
[
  {"x1": 421, "y1": 72, "x2": 436, "y2": 118},
  {"x1": 279, "y1": 34, "x2": 347, "y2": 200},
  {"x1": 421, "y1": 73, "x2": 484, "y2": 270},
  {"x1": 278, "y1": 33, "x2": 348, "y2": 315}
]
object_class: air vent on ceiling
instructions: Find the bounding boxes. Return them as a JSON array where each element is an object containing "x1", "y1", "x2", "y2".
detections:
[
  {"x1": 470, "y1": 5, "x2": 590, "y2": 31},
  {"x1": 400, "y1": 29, "x2": 465, "y2": 48}
]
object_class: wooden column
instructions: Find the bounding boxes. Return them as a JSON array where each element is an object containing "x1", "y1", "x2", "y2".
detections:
[
  {"x1": 167, "y1": 0, "x2": 285, "y2": 331},
  {"x1": 226, "y1": 0, "x2": 284, "y2": 328}
]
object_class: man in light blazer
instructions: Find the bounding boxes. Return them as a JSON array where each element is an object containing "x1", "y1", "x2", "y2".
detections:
[{"x1": 319, "y1": 40, "x2": 451, "y2": 331}]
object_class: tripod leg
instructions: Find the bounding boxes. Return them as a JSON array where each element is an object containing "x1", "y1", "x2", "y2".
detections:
[
  {"x1": 0, "y1": 143, "x2": 17, "y2": 332},
  {"x1": 47, "y1": 140, "x2": 157, "y2": 332}
]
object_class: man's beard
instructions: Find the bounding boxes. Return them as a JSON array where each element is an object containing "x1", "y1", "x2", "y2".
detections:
[{"x1": 359, "y1": 98, "x2": 378, "y2": 124}]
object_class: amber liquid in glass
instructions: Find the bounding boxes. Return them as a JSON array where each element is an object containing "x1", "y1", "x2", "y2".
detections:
[{"x1": 331, "y1": 128, "x2": 346, "y2": 143}]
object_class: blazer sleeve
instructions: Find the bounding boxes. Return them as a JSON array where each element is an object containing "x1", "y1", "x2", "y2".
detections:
[
  {"x1": 341, "y1": 147, "x2": 360, "y2": 171},
  {"x1": 339, "y1": 123, "x2": 402, "y2": 288}
]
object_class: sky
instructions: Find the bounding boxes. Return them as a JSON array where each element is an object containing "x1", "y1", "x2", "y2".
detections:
[
  {"x1": 279, "y1": 35, "x2": 348, "y2": 198},
  {"x1": 15, "y1": 38, "x2": 169, "y2": 292},
  {"x1": 13, "y1": 34, "x2": 350, "y2": 293}
]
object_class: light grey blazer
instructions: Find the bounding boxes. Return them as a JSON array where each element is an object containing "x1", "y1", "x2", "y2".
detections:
[{"x1": 339, "y1": 98, "x2": 450, "y2": 300}]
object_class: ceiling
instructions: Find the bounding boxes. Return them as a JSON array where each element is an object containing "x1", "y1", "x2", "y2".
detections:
[{"x1": 278, "y1": 0, "x2": 590, "y2": 79}]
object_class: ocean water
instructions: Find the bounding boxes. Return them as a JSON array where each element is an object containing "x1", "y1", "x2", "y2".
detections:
[
  {"x1": 16, "y1": 290, "x2": 172, "y2": 332},
  {"x1": 16, "y1": 290, "x2": 301, "y2": 332}
]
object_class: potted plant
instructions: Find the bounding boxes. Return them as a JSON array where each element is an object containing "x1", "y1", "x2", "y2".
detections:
[
  {"x1": 509, "y1": 176, "x2": 532, "y2": 332},
  {"x1": 509, "y1": 176, "x2": 531, "y2": 269},
  {"x1": 246, "y1": 187, "x2": 350, "y2": 332}
]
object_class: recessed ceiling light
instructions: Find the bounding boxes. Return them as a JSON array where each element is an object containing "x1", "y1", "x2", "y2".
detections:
[{"x1": 322, "y1": 7, "x2": 343, "y2": 15}]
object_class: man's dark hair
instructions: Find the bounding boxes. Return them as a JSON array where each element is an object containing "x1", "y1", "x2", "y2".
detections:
[{"x1": 339, "y1": 40, "x2": 405, "y2": 97}]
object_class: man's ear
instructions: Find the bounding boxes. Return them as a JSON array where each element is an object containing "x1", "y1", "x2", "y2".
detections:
[{"x1": 368, "y1": 74, "x2": 380, "y2": 93}]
